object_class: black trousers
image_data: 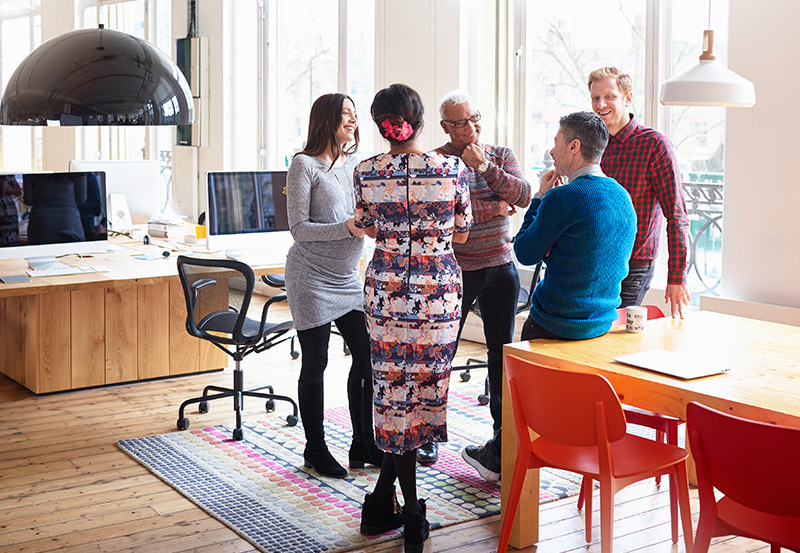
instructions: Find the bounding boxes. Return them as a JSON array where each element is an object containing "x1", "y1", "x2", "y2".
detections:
[{"x1": 457, "y1": 261, "x2": 521, "y2": 434}]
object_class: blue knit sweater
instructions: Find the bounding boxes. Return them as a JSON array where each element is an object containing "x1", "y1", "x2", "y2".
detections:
[{"x1": 514, "y1": 174, "x2": 636, "y2": 339}]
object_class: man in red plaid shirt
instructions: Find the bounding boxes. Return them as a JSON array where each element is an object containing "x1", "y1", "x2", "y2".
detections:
[{"x1": 588, "y1": 66, "x2": 691, "y2": 318}]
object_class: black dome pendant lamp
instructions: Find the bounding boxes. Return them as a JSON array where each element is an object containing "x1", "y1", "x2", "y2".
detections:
[{"x1": 0, "y1": 25, "x2": 193, "y2": 126}]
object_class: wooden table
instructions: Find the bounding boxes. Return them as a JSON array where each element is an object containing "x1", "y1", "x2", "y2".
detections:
[
  {"x1": 0, "y1": 238, "x2": 286, "y2": 393},
  {"x1": 500, "y1": 310, "x2": 800, "y2": 549}
]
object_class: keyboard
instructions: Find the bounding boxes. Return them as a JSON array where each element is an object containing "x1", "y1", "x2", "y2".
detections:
[{"x1": 27, "y1": 265, "x2": 111, "y2": 278}]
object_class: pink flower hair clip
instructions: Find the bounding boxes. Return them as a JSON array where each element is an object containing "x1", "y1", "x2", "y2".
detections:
[{"x1": 381, "y1": 119, "x2": 413, "y2": 141}]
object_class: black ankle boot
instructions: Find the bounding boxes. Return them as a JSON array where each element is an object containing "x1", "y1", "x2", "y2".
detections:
[
  {"x1": 349, "y1": 440, "x2": 385, "y2": 468},
  {"x1": 299, "y1": 382, "x2": 346, "y2": 478},
  {"x1": 403, "y1": 498, "x2": 430, "y2": 553},
  {"x1": 359, "y1": 486, "x2": 404, "y2": 535},
  {"x1": 348, "y1": 374, "x2": 383, "y2": 468},
  {"x1": 304, "y1": 446, "x2": 347, "y2": 479}
]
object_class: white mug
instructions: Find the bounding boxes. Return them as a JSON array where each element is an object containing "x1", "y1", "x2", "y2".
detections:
[{"x1": 626, "y1": 305, "x2": 647, "y2": 333}]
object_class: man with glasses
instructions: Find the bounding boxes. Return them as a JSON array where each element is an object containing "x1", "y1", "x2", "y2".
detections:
[{"x1": 418, "y1": 90, "x2": 530, "y2": 479}]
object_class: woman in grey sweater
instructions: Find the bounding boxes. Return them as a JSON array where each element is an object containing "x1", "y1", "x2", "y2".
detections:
[{"x1": 284, "y1": 93, "x2": 382, "y2": 478}]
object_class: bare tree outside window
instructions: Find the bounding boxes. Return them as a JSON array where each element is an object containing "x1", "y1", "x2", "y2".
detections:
[{"x1": 523, "y1": 0, "x2": 728, "y2": 302}]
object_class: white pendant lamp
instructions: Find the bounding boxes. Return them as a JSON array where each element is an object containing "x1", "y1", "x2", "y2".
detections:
[{"x1": 660, "y1": 29, "x2": 755, "y2": 108}]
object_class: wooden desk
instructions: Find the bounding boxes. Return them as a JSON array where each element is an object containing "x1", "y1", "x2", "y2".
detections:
[
  {"x1": 0, "y1": 239, "x2": 286, "y2": 393},
  {"x1": 500, "y1": 310, "x2": 800, "y2": 549}
]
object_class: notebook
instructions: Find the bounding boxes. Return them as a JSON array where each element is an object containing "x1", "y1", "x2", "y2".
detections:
[{"x1": 613, "y1": 349, "x2": 730, "y2": 380}]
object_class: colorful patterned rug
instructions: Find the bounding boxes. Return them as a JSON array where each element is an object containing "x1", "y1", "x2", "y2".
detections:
[{"x1": 118, "y1": 381, "x2": 582, "y2": 553}]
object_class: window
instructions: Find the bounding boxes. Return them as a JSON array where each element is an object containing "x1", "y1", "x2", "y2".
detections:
[
  {"x1": 0, "y1": 1, "x2": 41, "y2": 171},
  {"x1": 1, "y1": 1, "x2": 172, "y2": 178},
  {"x1": 518, "y1": 0, "x2": 729, "y2": 303},
  {"x1": 261, "y1": 0, "x2": 374, "y2": 169},
  {"x1": 78, "y1": 0, "x2": 173, "y2": 162},
  {"x1": 663, "y1": 0, "x2": 728, "y2": 298},
  {"x1": 78, "y1": 0, "x2": 173, "y2": 211},
  {"x1": 522, "y1": 0, "x2": 647, "y2": 175}
]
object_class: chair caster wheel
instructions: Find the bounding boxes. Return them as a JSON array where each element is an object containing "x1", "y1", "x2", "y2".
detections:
[
  {"x1": 199, "y1": 401, "x2": 209, "y2": 413},
  {"x1": 266, "y1": 400, "x2": 276, "y2": 412},
  {"x1": 460, "y1": 370, "x2": 471, "y2": 382},
  {"x1": 177, "y1": 418, "x2": 190, "y2": 431},
  {"x1": 232, "y1": 428, "x2": 244, "y2": 441},
  {"x1": 286, "y1": 414, "x2": 298, "y2": 427},
  {"x1": 478, "y1": 394, "x2": 490, "y2": 406}
]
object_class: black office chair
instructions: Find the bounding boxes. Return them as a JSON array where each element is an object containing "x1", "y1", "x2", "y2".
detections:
[
  {"x1": 457, "y1": 261, "x2": 544, "y2": 404},
  {"x1": 176, "y1": 255, "x2": 299, "y2": 440},
  {"x1": 261, "y1": 273, "x2": 301, "y2": 359},
  {"x1": 261, "y1": 272, "x2": 349, "y2": 357}
]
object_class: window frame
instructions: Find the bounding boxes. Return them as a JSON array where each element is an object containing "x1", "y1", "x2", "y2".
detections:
[{"x1": 512, "y1": 0, "x2": 728, "y2": 301}]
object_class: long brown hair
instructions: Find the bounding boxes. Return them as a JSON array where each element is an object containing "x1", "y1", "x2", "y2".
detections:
[{"x1": 295, "y1": 93, "x2": 359, "y2": 169}]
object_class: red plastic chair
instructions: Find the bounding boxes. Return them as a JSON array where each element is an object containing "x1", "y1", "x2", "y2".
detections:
[
  {"x1": 498, "y1": 355, "x2": 693, "y2": 553},
  {"x1": 687, "y1": 402, "x2": 800, "y2": 553},
  {"x1": 578, "y1": 304, "x2": 685, "y2": 543}
]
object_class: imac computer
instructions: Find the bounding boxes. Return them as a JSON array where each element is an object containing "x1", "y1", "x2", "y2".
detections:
[
  {"x1": 0, "y1": 171, "x2": 108, "y2": 269},
  {"x1": 205, "y1": 171, "x2": 292, "y2": 263},
  {"x1": 69, "y1": 160, "x2": 162, "y2": 226}
]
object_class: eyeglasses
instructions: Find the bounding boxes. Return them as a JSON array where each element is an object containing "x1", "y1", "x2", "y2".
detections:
[{"x1": 442, "y1": 113, "x2": 481, "y2": 128}]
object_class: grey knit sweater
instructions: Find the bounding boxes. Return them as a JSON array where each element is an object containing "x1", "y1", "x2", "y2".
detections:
[{"x1": 284, "y1": 154, "x2": 364, "y2": 331}]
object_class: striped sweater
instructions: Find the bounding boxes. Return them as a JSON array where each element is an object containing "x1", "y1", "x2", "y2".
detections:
[{"x1": 434, "y1": 142, "x2": 531, "y2": 271}]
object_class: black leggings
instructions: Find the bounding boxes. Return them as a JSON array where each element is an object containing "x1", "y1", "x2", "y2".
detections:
[
  {"x1": 295, "y1": 309, "x2": 373, "y2": 449},
  {"x1": 296, "y1": 309, "x2": 371, "y2": 386}
]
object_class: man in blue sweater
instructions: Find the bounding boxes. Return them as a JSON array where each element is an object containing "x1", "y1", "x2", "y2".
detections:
[
  {"x1": 514, "y1": 111, "x2": 637, "y2": 341},
  {"x1": 461, "y1": 111, "x2": 636, "y2": 482}
]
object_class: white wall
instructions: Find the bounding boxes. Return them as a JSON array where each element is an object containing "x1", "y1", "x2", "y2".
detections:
[
  {"x1": 375, "y1": 0, "x2": 461, "y2": 153},
  {"x1": 170, "y1": 0, "x2": 258, "y2": 221},
  {"x1": 721, "y1": 0, "x2": 800, "y2": 310},
  {"x1": 374, "y1": 0, "x2": 498, "y2": 152}
]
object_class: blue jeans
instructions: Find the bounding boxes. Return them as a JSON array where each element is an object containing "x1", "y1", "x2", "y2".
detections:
[
  {"x1": 619, "y1": 264, "x2": 656, "y2": 308},
  {"x1": 458, "y1": 262, "x2": 520, "y2": 435}
]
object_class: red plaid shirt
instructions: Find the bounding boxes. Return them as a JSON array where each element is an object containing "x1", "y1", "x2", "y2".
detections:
[{"x1": 600, "y1": 115, "x2": 689, "y2": 285}]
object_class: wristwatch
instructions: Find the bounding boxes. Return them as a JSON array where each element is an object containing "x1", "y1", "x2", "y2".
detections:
[{"x1": 477, "y1": 160, "x2": 490, "y2": 174}]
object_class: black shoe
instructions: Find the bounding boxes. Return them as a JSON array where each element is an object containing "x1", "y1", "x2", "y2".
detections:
[
  {"x1": 416, "y1": 442, "x2": 438, "y2": 465},
  {"x1": 304, "y1": 446, "x2": 347, "y2": 479},
  {"x1": 403, "y1": 499, "x2": 430, "y2": 553},
  {"x1": 461, "y1": 444, "x2": 501, "y2": 482},
  {"x1": 360, "y1": 487, "x2": 404, "y2": 536},
  {"x1": 349, "y1": 440, "x2": 385, "y2": 469}
]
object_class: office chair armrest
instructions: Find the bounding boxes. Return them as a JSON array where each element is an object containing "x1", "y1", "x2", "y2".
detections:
[
  {"x1": 265, "y1": 292, "x2": 288, "y2": 306},
  {"x1": 190, "y1": 278, "x2": 217, "y2": 305},
  {"x1": 258, "y1": 292, "x2": 288, "y2": 330}
]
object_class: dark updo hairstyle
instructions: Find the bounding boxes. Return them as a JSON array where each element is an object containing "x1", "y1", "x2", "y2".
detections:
[
  {"x1": 370, "y1": 83, "x2": 424, "y2": 145},
  {"x1": 295, "y1": 93, "x2": 359, "y2": 168}
]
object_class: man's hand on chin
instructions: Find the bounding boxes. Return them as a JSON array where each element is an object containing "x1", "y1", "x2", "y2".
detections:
[{"x1": 461, "y1": 143, "x2": 485, "y2": 169}]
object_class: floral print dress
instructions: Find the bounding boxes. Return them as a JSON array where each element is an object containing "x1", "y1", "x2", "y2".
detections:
[{"x1": 354, "y1": 152, "x2": 472, "y2": 454}]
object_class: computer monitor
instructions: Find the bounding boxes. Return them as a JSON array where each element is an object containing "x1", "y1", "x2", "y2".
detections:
[
  {"x1": 69, "y1": 160, "x2": 162, "y2": 225},
  {"x1": 205, "y1": 171, "x2": 292, "y2": 261},
  {"x1": 0, "y1": 171, "x2": 108, "y2": 268}
]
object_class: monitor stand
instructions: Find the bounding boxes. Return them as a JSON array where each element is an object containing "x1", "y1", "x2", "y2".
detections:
[
  {"x1": 225, "y1": 249, "x2": 249, "y2": 261},
  {"x1": 27, "y1": 256, "x2": 68, "y2": 271}
]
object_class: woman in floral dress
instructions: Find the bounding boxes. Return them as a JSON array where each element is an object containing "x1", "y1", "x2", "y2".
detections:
[{"x1": 353, "y1": 83, "x2": 472, "y2": 553}]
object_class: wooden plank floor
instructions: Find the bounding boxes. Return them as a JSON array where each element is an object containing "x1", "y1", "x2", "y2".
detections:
[{"x1": 0, "y1": 304, "x2": 770, "y2": 552}]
